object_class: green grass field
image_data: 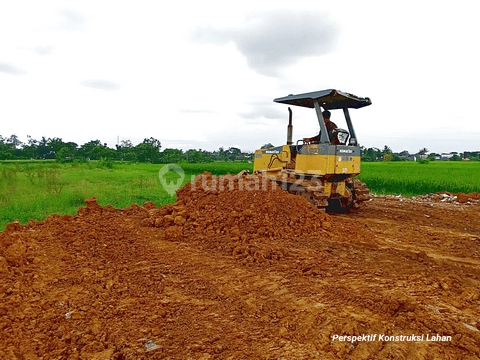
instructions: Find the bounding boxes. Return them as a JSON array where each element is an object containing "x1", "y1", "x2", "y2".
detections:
[
  {"x1": 357, "y1": 161, "x2": 480, "y2": 196},
  {"x1": 0, "y1": 161, "x2": 254, "y2": 230},
  {"x1": 1, "y1": 160, "x2": 479, "y2": 230}
]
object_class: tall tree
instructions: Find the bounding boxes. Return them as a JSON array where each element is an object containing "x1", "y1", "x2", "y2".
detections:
[
  {"x1": 142, "y1": 137, "x2": 161, "y2": 150},
  {"x1": 6, "y1": 134, "x2": 23, "y2": 149},
  {"x1": 134, "y1": 138, "x2": 162, "y2": 163},
  {"x1": 160, "y1": 148, "x2": 184, "y2": 163},
  {"x1": 418, "y1": 148, "x2": 429, "y2": 155},
  {"x1": 37, "y1": 137, "x2": 55, "y2": 159},
  {"x1": 47, "y1": 138, "x2": 65, "y2": 153},
  {"x1": 116, "y1": 140, "x2": 136, "y2": 161},
  {"x1": 79, "y1": 140, "x2": 103, "y2": 160},
  {"x1": 22, "y1": 135, "x2": 39, "y2": 159}
]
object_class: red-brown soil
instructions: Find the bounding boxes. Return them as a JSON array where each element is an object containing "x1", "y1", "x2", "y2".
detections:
[{"x1": 1, "y1": 173, "x2": 479, "y2": 359}]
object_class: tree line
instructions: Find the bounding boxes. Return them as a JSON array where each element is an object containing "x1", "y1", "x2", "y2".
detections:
[
  {"x1": 361, "y1": 146, "x2": 479, "y2": 162},
  {"x1": 1, "y1": 134, "x2": 477, "y2": 163},
  {"x1": 0, "y1": 135, "x2": 251, "y2": 163}
]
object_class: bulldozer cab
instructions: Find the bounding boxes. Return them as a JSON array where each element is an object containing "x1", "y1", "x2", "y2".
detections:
[
  {"x1": 274, "y1": 89, "x2": 372, "y2": 149},
  {"x1": 254, "y1": 89, "x2": 372, "y2": 177},
  {"x1": 253, "y1": 89, "x2": 372, "y2": 211}
]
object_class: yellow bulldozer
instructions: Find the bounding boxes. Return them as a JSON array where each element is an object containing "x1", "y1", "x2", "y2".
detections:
[{"x1": 253, "y1": 89, "x2": 371, "y2": 212}]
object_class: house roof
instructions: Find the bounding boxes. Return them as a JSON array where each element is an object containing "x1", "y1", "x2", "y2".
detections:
[{"x1": 274, "y1": 89, "x2": 372, "y2": 110}]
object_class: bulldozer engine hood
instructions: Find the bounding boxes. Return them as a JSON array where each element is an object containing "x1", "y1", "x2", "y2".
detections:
[
  {"x1": 300, "y1": 144, "x2": 361, "y2": 157},
  {"x1": 274, "y1": 89, "x2": 371, "y2": 110},
  {"x1": 336, "y1": 145, "x2": 361, "y2": 156},
  {"x1": 262, "y1": 146, "x2": 283, "y2": 155}
]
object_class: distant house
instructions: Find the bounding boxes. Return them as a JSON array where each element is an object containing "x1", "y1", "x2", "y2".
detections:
[
  {"x1": 410, "y1": 153, "x2": 428, "y2": 161},
  {"x1": 234, "y1": 153, "x2": 253, "y2": 161},
  {"x1": 438, "y1": 153, "x2": 454, "y2": 161}
]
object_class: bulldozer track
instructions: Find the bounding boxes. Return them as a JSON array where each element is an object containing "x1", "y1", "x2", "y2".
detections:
[
  {"x1": 349, "y1": 178, "x2": 371, "y2": 203},
  {"x1": 264, "y1": 172, "x2": 371, "y2": 212}
]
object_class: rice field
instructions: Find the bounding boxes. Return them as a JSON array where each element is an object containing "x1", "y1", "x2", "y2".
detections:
[
  {"x1": 0, "y1": 161, "x2": 255, "y2": 230},
  {"x1": 1, "y1": 160, "x2": 479, "y2": 230},
  {"x1": 357, "y1": 161, "x2": 480, "y2": 196}
]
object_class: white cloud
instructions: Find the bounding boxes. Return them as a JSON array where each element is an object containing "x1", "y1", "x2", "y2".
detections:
[
  {"x1": 81, "y1": 79, "x2": 121, "y2": 91},
  {"x1": 193, "y1": 9, "x2": 339, "y2": 77},
  {"x1": 0, "y1": 0, "x2": 479, "y2": 154},
  {"x1": 0, "y1": 63, "x2": 26, "y2": 76},
  {"x1": 58, "y1": 9, "x2": 87, "y2": 32}
]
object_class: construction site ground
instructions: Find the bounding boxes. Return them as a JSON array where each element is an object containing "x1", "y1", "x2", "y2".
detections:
[{"x1": 1, "y1": 174, "x2": 479, "y2": 359}]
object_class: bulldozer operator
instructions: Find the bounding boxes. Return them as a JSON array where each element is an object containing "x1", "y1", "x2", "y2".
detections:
[{"x1": 303, "y1": 110, "x2": 339, "y2": 144}]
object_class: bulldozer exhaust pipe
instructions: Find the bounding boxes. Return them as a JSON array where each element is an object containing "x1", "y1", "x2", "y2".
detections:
[{"x1": 287, "y1": 107, "x2": 293, "y2": 145}]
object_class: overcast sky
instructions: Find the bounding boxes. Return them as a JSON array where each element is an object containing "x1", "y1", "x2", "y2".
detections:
[{"x1": 1, "y1": 1, "x2": 479, "y2": 154}]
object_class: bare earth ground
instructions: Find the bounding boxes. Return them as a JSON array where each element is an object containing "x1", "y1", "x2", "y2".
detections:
[{"x1": 1, "y1": 174, "x2": 479, "y2": 359}]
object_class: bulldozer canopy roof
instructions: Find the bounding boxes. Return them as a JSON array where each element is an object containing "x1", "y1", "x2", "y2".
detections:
[{"x1": 274, "y1": 89, "x2": 372, "y2": 110}]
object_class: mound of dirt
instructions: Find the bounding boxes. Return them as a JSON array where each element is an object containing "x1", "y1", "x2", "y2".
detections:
[
  {"x1": 1, "y1": 173, "x2": 479, "y2": 359},
  {"x1": 140, "y1": 172, "x2": 330, "y2": 265}
]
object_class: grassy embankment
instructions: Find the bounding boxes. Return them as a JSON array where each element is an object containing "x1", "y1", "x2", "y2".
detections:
[{"x1": 1, "y1": 160, "x2": 479, "y2": 230}]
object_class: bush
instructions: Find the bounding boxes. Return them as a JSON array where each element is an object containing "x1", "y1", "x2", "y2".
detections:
[{"x1": 98, "y1": 157, "x2": 114, "y2": 169}]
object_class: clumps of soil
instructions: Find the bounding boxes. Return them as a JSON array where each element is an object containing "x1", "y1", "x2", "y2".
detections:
[
  {"x1": 2, "y1": 173, "x2": 479, "y2": 358},
  {"x1": 141, "y1": 172, "x2": 331, "y2": 264},
  {"x1": 0, "y1": 172, "x2": 333, "y2": 358},
  {"x1": 0, "y1": 202, "x2": 167, "y2": 359},
  {"x1": 152, "y1": 172, "x2": 329, "y2": 235}
]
